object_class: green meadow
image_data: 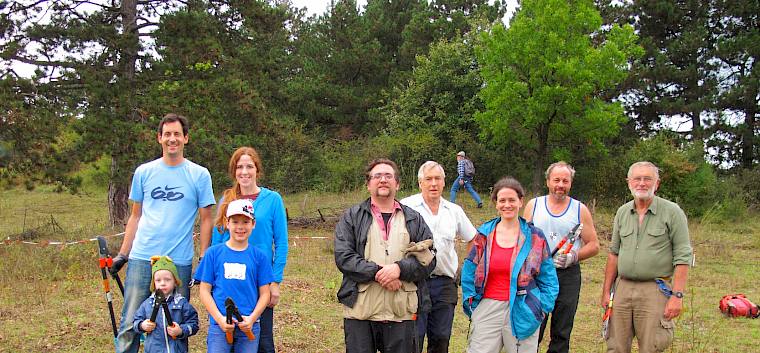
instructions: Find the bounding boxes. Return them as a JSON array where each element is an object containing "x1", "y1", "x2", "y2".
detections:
[{"x1": 0, "y1": 187, "x2": 757, "y2": 352}]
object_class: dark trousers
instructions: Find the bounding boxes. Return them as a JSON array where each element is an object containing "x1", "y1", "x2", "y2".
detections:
[
  {"x1": 257, "y1": 306, "x2": 275, "y2": 353},
  {"x1": 416, "y1": 276, "x2": 457, "y2": 353},
  {"x1": 539, "y1": 264, "x2": 581, "y2": 353},
  {"x1": 344, "y1": 319, "x2": 417, "y2": 353}
]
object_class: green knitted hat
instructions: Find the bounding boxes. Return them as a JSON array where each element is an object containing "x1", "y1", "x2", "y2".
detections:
[{"x1": 150, "y1": 255, "x2": 181, "y2": 291}]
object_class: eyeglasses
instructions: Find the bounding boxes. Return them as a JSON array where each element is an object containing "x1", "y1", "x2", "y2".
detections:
[
  {"x1": 628, "y1": 176, "x2": 655, "y2": 183},
  {"x1": 370, "y1": 173, "x2": 395, "y2": 181}
]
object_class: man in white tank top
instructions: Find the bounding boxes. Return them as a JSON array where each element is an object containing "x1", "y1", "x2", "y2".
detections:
[{"x1": 523, "y1": 161, "x2": 599, "y2": 353}]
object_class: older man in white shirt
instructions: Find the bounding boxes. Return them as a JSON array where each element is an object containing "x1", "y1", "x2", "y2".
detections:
[{"x1": 401, "y1": 160, "x2": 478, "y2": 353}]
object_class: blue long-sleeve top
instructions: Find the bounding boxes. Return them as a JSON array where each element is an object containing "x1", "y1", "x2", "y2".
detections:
[{"x1": 211, "y1": 187, "x2": 289, "y2": 282}]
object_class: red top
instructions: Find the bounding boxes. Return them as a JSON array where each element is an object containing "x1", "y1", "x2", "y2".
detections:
[
  {"x1": 239, "y1": 193, "x2": 260, "y2": 202},
  {"x1": 483, "y1": 235, "x2": 514, "y2": 301}
]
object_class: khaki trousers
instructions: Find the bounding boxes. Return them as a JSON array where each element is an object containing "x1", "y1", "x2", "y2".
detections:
[
  {"x1": 467, "y1": 298, "x2": 539, "y2": 353},
  {"x1": 606, "y1": 278, "x2": 675, "y2": 353}
]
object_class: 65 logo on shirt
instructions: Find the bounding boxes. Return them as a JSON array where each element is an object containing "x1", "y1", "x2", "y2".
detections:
[{"x1": 151, "y1": 185, "x2": 185, "y2": 201}]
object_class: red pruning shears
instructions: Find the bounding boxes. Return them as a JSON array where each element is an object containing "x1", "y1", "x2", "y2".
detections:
[
  {"x1": 147, "y1": 289, "x2": 179, "y2": 339},
  {"x1": 225, "y1": 297, "x2": 255, "y2": 344},
  {"x1": 96, "y1": 236, "x2": 124, "y2": 340},
  {"x1": 551, "y1": 223, "x2": 583, "y2": 256}
]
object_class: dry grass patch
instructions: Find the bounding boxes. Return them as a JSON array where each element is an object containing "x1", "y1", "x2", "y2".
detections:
[{"x1": 0, "y1": 188, "x2": 758, "y2": 352}]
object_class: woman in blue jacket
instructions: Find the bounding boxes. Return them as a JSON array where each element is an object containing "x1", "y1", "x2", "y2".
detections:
[
  {"x1": 210, "y1": 147, "x2": 288, "y2": 353},
  {"x1": 461, "y1": 177, "x2": 558, "y2": 353}
]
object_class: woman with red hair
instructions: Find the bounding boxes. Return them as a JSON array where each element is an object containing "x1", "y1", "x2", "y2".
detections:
[{"x1": 208, "y1": 146, "x2": 288, "y2": 353}]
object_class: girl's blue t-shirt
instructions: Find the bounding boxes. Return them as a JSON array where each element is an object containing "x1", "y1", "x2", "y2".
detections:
[{"x1": 194, "y1": 243, "x2": 274, "y2": 326}]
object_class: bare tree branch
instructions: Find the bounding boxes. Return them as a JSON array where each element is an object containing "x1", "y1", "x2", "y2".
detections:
[{"x1": 6, "y1": 54, "x2": 80, "y2": 69}]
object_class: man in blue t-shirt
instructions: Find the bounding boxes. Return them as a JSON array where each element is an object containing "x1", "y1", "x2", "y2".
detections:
[{"x1": 112, "y1": 113, "x2": 216, "y2": 353}]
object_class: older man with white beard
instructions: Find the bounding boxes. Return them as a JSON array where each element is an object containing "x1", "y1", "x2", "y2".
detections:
[{"x1": 601, "y1": 161, "x2": 693, "y2": 353}]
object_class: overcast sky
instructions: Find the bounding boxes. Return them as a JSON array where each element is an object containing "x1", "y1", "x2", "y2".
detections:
[
  {"x1": 290, "y1": 0, "x2": 519, "y2": 18},
  {"x1": 4, "y1": 1, "x2": 518, "y2": 77},
  {"x1": 290, "y1": 0, "x2": 357, "y2": 16}
]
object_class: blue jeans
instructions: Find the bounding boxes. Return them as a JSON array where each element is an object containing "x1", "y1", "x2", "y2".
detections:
[
  {"x1": 115, "y1": 258, "x2": 192, "y2": 353},
  {"x1": 257, "y1": 306, "x2": 275, "y2": 353},
  {"x1": 449, "y1": 176, "x2": 482, "y2": 205},
  {"x1": 207, "y1": 322, "x2": 261, "y2": 353}
]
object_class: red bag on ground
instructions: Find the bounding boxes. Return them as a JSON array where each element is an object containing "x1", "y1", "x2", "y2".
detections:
[{"x1": 719, "y1": 294, "x2": 760, "y2": 318}]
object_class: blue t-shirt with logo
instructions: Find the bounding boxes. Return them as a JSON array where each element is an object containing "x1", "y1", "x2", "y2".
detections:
[
  {"x1": 129, "y1": 158, "x2": 215, "y2": 265},
  {"x1": 194, "y1": 243, "x2": 274, "y2": 326}
]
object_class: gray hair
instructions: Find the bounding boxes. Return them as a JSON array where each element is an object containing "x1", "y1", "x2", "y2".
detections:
[
  {"x1": 545, "y1": 161, "x2": 576, "y2": 180},
  {"x1": 417, "y1": 161, "x2": 445, "y2": 181},
  {"x1": 627, "y1": 161, "x2": 660, "y2": 180}
]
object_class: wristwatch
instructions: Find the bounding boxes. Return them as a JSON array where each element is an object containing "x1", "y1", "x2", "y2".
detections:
[{"x1": 673, "y1": 291, "x2": 684, "y2": 299}]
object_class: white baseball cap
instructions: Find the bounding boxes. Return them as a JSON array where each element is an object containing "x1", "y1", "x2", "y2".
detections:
[
  {"x1": 457, "y1": 151, "x2": 466, "y2": 157},
  {"x1": 226, "y1": 199, "x2": 255, "y2": 219}
]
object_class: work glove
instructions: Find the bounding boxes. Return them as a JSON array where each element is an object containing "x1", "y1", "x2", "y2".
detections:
[
  {"x1": 189, "y1": 257, "x2": 203, "y2": 287},
  {"x1": 402, "y1": 239, "x2": 434, "y2": 266},
  {"x1": 110, "y1": 253, "x2": 128, "y2": 275},
  {"x1": 553, "y1": 249, "x2": 577, "y2": 269}
]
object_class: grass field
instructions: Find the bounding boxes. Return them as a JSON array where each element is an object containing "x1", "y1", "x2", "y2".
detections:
[{"x1": 0, "y1": 187, "x2": 758, "y2": 352}]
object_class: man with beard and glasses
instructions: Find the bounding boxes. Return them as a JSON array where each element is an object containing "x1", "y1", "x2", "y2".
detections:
[
  {"x1": 601, "y1": 161, "x2": 692, "y2": 353},
  {"x1": 523, "y1": 161, "x2": 599, "y2": 353},
  {"x1": 112, "y1": 113, "x2": 216, "y2": 353},
  {"x1": 334, "y1": 158, "x2": 436, "y2": 352}
]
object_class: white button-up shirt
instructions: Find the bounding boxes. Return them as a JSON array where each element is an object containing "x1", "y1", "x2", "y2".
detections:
[{"x1": 400, "y1": 193, "x2": 477, "y2": 278}]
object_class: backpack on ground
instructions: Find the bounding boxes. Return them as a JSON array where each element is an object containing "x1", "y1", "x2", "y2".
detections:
[
  {"x1": 463, "y1": 159, "x2": 475, "y2": 177},
  {"x1": 719, "y1": 294, "x2": 759, "y2": 318}
]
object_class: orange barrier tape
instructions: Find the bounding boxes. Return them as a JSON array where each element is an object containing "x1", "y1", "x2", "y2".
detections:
[{"x1": 0, "y1": 232, "x2": 125, "y2": 247}]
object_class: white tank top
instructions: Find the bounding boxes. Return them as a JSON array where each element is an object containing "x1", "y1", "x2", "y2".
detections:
[{"x1": 531, "y1": 196, "x2": 582, "y2": 253}]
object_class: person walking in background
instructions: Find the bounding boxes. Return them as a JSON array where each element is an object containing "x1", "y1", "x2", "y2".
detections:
[
  {"x1": 602, "y1": 161, "x2": 692, "y2": 353},
  {"x1": 523, "y1": 161, "x2": 599, "y2": 353},
  {"x1": 461, "y1": 177, "x2": 558, "y2": 353},
  {"x1": 449, "y1": 151, "x2": 483, "y2": 208},
  {"x1": 112, "y1": 113, "x2": 216, "y2": 353},
  {"x1": 400, "y1": 161, "x2": 478, "y2": 353},
  {"x1": 334, "y1": 158, "x2": 436, "y2": 352},
  {"x1": 205, "y1": 146, "x2": 288, "y2": 353}
]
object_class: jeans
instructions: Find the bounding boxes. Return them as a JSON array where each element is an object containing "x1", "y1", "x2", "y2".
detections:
[
  {"x1": 115, "y1": 258, "x2": 192, "y2": 353},
  {"x1": 416, "y1": 276, "x2": 457, "y2": 353},
  {"x1": 449, "y1": 176, "x2": 482, "y2": 205},
  {"x1": 207, "y1": 322, "x2": 261, "y2": 353},
  {"x1": 257, "y1": 306, "x2": 275, "y2": 353}
]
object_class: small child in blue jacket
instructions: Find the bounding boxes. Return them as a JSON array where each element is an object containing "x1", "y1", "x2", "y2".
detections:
[{"x1": 133, "y1": 255, "x2": 199, "y2": 353}]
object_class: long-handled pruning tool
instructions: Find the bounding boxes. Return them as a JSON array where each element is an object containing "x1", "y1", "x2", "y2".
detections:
[
  {"x1": 97, "y1": 236, "x2": 124, "y2": 340},
  {"x1": 602, "y1": 280, "x2": 616, "y2": 340},
  {"x1": 225, "y1": 297, "x2": 255, "y2": 344},
  {"x1": 551, "y1": 223, "x2": 583, "y2": 256}
]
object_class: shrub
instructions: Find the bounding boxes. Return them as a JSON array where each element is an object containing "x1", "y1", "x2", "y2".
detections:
[
  {"x1": 732, "y1": 167, "x2": 760, "y2": 210},
  {"x1": 621, "y1": 134, "x2": 745, "y2": 218}
]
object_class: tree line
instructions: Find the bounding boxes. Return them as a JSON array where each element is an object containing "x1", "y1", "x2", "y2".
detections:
[{"x1": 1, "y1": 0, "x2": 757, "y2": 226}]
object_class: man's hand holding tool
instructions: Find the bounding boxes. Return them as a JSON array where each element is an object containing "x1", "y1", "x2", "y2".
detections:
[{"x1": 551, "y1": 223, "x2": 583, "y2": 269}]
